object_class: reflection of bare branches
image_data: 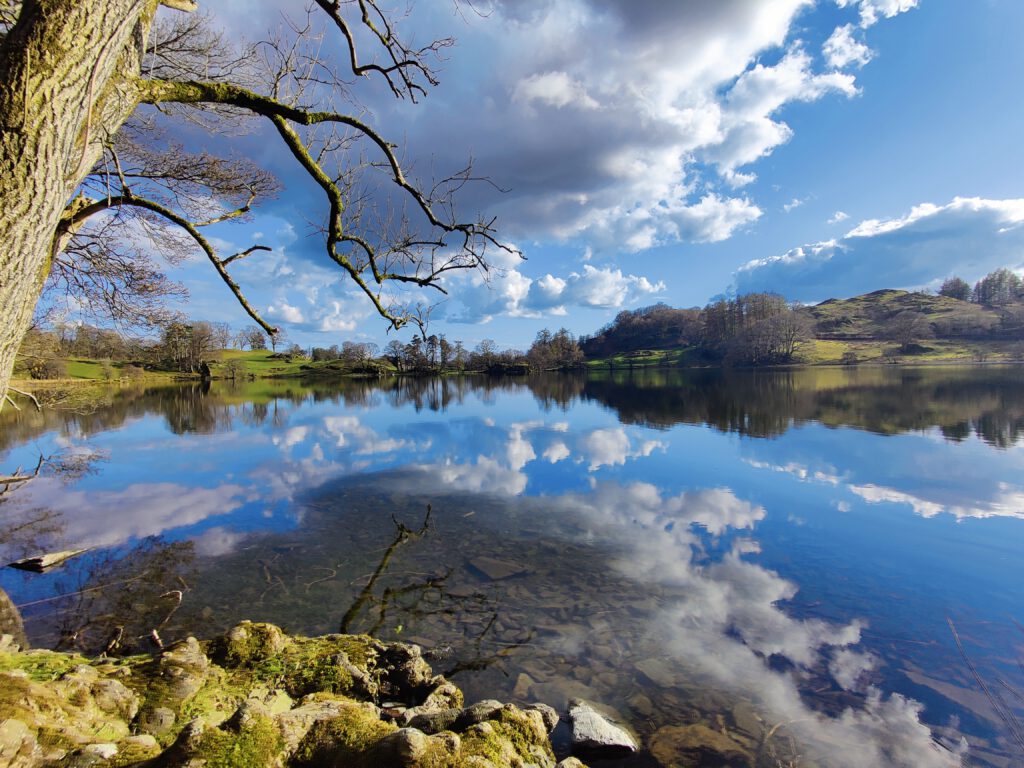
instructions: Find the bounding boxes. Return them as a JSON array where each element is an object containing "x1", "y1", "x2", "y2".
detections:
[
  {"x1": 42, "y1": 449, "x2": 107, "y2": 483},
  {"x1": 303, "y1": 565, "x2": 338, "y2": 592},
  {"x1": 22, "y1": 538, "x2": 198, "y2": 654},
  {"x1": 149, "y1": 588, "x2": 185, "y2": 650},
  {"x1": 0, "y1": 509, "x2": 63, "y2": 558},
  {"x1": 257, "y1": 552, "x2": 292, "y2": 603},
  {"x1": 339, "y1": 505, "x2": 432, "y2": 633},
  {"x1": 1, "y1": 447, "x2": 108, "y2": 499},
  {"x1": 754, "y1": 719, "x2": 808, "y2": 768},
  {"x1": 948, "y1": 617, "x2": 1024, "y2": 753},
  {"x1": 365, "y1": 569, "x2": 452, "y2": 637},
  {"x1": 0, "y1": 455, "x2": 45, "y2": 496},
  {"x1": 3, "y1": 387, "x2": 41, "y2": 413},
  {"x1": 444, "y1": 616, "x2": 534, "y2": 678}
]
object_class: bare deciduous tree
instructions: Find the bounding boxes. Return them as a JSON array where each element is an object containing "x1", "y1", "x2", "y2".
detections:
[{"x1": 0, "y1": 0, "x2": 514, "y2": 410}]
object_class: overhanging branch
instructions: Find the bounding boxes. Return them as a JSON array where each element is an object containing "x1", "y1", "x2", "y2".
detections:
[
  {"x1": 159, "y1": 1, "x2": 199, "y2": 12},
  {"x1": 65, "y1": 194, "x2": 277, "y2": 337}
]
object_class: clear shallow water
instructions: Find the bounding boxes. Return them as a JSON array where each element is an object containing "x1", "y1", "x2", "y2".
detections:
[{"x1": 1, "y1": 367, "x2": 1023, "y2": 766}]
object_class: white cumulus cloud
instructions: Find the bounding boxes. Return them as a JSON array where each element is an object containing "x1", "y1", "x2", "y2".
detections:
[
  {"x1": 823, "y1": 23, "x2": 874, "y2": 68},
  {"x1": 266, "y1": 301, "x2": 305, "y2": 324},
  {"x1": 735, "y1": 197, "x2": 1024, "y2": 301},
  {"x1": 445, "y1": 261, "x2": 664, "y2": 323},
  {"x1": 837, "y1": 0, "x2": 920, "y2": 28},
  {"x1": 512, "y1": 70, "x2": 599, "y2": 110}
]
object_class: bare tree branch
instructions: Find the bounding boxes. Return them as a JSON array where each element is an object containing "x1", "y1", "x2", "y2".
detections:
[
  {"x1": 311, "y1": 0, "x2": 454, "y2": 101},
  {"x1": 137, "y1": 76, "x2": 519, "y2": 333},
  {"x1": 67, "y1": 194, "x2": 278, "y2": 337},
  {"x1": 221, "y1": 244, "x2": 272, "y2": 266}
]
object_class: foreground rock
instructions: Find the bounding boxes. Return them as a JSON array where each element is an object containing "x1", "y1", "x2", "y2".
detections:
[
  {"x1": 0, "y1": 621, "x2": 588, "y2": 768},
  {"x1": 567, "y1": 698, "x2": 638, "y2": 758}
]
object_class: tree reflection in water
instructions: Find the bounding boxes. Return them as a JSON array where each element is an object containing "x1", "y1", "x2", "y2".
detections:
[{"x1": 1, "y1": 366, "x2": 1022, "y2": 766}]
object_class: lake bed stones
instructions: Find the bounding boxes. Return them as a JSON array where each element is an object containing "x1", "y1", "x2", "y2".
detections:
[{"x1": 649, "y1": 723, "x2": 753, "y2": 767}]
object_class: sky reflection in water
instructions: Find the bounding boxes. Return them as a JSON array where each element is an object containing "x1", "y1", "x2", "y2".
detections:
[{"x1": 1, "y1": 368, "x2": 1023, "y2": 767}]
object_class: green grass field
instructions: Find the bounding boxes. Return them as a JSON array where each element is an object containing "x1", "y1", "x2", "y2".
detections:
[
  {"x1": 214, "y1": 349, "x2": 308, "y2": 377},
  {"x1": 213, "y1": 350, "x2": 396, "y2": 378},
  {"x1": 16, "y1": 333, "x2": 1024, "y2": 391},
  {"x1": 584, "y1": 348, "x2": 702, "y2": 369}
]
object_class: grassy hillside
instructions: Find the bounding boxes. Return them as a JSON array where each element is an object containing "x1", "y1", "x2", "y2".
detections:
[
  {"x1": 585, "y1": 290, "x2": 1024, "y2": 368},
  {"x1": 803, "y1": 289, "x2": 1015, "y2": 339},
  {"x1": 214, "y1": 349, "x2": 396, "y2": 378}
]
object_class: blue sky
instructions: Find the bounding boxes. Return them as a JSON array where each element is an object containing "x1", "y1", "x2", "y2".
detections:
[{"x1": 125, "y1": 0, "x2": 1024, "y2": 350}]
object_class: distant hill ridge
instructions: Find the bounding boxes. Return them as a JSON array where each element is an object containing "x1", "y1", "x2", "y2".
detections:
[
  {"x1": 579, "y1": 287, "x2": 1024, "y2": 365},
  {"x1": 804, "y1": 289, "x2": 1023, "y2": 340}
]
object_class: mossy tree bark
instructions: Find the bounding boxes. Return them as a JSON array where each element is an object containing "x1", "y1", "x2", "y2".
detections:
[
  {"x1": 0, "y1": 0, "x2": 167, "y2": 641},
  {"x1": 0, "y1": 0, "x2": 162, "y2": 408}
]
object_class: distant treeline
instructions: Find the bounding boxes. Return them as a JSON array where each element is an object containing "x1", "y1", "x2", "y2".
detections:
[
  {"x1": 581, "y1": 293, "x2": 810, "y2": 365},
  {"x1": 938, "y1": 268, "x2": 1024, "y2": 305},
  {"x1": 17, "y1": 267, "x2": 1024, "y2": 378},
  {"x1": 582, "y1": 266, "x2": 1024, "y2": 363}
]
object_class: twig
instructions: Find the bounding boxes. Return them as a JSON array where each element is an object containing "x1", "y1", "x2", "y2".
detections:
[
  {"x1": 303, "y1": 566, "x2": 337, "y2": 592},
  {"x1": 0, "y1": 455, "x2": 46, "y2": 495},
  {"x1": 948, "y1": 616, "x2": 1024, "y2": 752},
  {"x1": 15, "y1": 573, "x2": 149, "y2": 609},
  {"x1": 339, "y1": 505, "x2": 432, "y2": 633}
]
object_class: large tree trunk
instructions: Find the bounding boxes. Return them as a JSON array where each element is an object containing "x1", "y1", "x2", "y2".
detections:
[
  {"x1": 0, "y1": 0, "x2": 160, "y2": 644},
  {"x1": 0, "y1": 0, "x2": 157, "y2": 407}
]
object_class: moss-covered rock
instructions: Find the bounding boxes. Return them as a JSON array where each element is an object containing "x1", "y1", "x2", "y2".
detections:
[
  {"x1": 134, "y1": 637, "x2": 211, "y2": 740},
  {"x1": 0, "y1": 621, "x2": 580, "y2": 768},
  {"x1": 155, "y1": 714, "x2": 284, "y2": 768},
  {"x1": 209, "y1": 621, "x2": 290, "y2": 667},
  {"x1": 292, "y1": 701, "x2": 398, "y2": 766},
  {"x1": 0, "y1": 649, "x2": 141, "y2": 760}
]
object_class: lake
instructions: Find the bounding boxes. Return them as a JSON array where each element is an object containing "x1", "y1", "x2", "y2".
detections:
[{"x1": 1, "y1": 366, "x2": 1023, "y2": 767}]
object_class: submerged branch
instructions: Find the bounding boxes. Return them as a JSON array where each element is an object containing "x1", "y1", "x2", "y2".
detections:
[{"x1": 339, "y1": 505, "x2": 432, "y2": 633}]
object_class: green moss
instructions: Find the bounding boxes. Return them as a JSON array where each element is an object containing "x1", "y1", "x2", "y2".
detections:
[
  {"x1": 247, "y1": 634, "x2": 378, "y2": 699},
  {"x1": 292, "y1": 705, "x2": 397, "y2": 767},
  {"x1": 460, "y1": 725, "x2": 506, "y2": 765},
  {"x1": 0, "y1": 674, "x2": 33, "y2": 719},
  {"x1": 0, "y1": 650, "x2": 90, "y2": 682},
  {"x1": 281, "y1": 654, "x2": 353, "y2": 699},
  {"x1": 180, "y1": 667, "x2": 249, "y2": 727},
  {"x1": 191, "y1": 715, "x2": 283, "y2": 768},
  {"x1": 211, "y1": 622, "x2": 289, "y2": 668},
  {"x1": 495, "y1": 708, "x2": 554, "y2": 763},
  {"x1": 413, "y1": 739, "x2": 464, "y2": 768},
  {"x1": 457, "y1": 708, "x2": 553, "y2": 767},
  {"x1": 110, "y1": 740, "x2": 162, "y2": 767}
]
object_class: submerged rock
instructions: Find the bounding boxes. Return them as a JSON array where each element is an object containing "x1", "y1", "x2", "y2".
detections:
[
  {"x1": 635, "y1": 657, "x2": 679, "y2": 689},
  {"x1": 468, "y1": 556, "x2": 531, "y2": 581},
  {"x1": 649, "y1": 723, "x2": 753, "y2": 768},
  {"x1": 7, "y1": 549, "x2": 89, "y2": 573},
  {"x1": 567, "y1": 698, "x2": 637, "y2": 757}
]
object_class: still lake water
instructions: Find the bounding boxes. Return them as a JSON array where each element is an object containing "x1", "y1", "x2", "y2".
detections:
[{"x1": 1, "y1": 366, "x2": 1023, "y2": 767}]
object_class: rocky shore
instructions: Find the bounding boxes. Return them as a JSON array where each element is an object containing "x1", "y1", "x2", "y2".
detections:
[{"x1": 0, "y1": 621, "x2": 607, "y2": 767}]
